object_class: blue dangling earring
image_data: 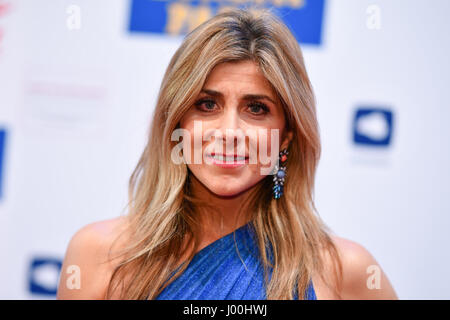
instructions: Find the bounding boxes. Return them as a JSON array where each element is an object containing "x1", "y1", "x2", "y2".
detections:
[{"x1": 272, "y1": 148, "x2": 288, "y2": 199}]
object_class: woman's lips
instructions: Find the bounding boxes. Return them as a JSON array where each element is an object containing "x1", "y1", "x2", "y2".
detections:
[{"x1": 206, "y1": 153, "x2": 249, "y2": 168}]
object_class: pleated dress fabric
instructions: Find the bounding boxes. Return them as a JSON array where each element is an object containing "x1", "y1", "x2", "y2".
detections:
[{"x1": 154, "y1": 221, "x2": 317, "y2": 300}]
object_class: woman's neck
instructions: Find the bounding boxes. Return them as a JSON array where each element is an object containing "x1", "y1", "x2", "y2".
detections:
[{"x1": 189, "y1": 174, "x2": 256, "y2": 239}]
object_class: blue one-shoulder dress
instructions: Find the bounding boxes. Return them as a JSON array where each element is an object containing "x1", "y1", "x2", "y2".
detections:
[{"x1": 155, "y1": 221, "x2": 317, "y2": 300}]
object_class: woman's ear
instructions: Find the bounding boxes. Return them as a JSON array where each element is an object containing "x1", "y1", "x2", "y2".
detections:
[{"x1": 281, "y1": 130, "x2": 293, "y2": 150}]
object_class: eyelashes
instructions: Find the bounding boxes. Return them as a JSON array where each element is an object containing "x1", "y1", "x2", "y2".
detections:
[
  {"x1": 248, "y1": 102, "x2": 270, "y2": 115},
  {"x1": 194, "y1": 98, "x2": 270, "y2": 116},
  {"x1": 194, "y1": 99, "x2": 216, "y2": 112}
]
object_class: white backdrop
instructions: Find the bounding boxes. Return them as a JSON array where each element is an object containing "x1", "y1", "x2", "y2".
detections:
[{"x1": 0, "y1": 0, "x2": 449, "y2": 299}]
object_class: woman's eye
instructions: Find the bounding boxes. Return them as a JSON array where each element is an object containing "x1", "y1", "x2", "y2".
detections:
[
  {"x1": 194, "y1": 99, "x2": 217, "y2": 112},
  {"x1": 248, "y1": 102, "x2": 269, "y2": 115}
]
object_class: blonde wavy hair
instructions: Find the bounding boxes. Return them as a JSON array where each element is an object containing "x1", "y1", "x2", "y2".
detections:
[{"x1": 105, "y1": 7, "x2": 343, "y2": 300}]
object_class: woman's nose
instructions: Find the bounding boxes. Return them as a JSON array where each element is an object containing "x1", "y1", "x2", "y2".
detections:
[
  {"x1": 220, "y1": 106, "x2": 239, "y2": 129},
  {"x1": 218, "y1": 106, "x2": 244, "y2": 149}
]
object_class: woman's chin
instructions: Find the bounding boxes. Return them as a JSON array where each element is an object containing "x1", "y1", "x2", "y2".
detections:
[{"x1": 207, "y1": 185, "x2": 248, "y2": 198}]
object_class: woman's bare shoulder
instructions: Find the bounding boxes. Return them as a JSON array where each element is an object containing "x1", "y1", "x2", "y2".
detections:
[
  {"x1": 312, "y1": 235, "x2": 398, "y2": 300},
  {"x1": 56, "y1": 216, "x2": 131, "y2": 300},
  {"x1": 79, "y1": 216, "x2": 130, "y2": 242}
]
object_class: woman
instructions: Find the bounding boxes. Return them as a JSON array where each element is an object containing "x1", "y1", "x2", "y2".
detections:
[{"x1": 57, "y1": 8, "x2": 398, "y2": 300}]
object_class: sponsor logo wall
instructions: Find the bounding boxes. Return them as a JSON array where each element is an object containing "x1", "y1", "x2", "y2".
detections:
[
  {"x1": 0, "y1": 0, "x2": 449, "y2": 299},
  {"x1": 0, "y1": 129, "x2": 6, "y2": 200},
  {"x1": 353, "y1": 107, "x2": 394, "y2": 147},
  {"x1": 128, "y1": 0, "x2": 325, "y2": 45}
]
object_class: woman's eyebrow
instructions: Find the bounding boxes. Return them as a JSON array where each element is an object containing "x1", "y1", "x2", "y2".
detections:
[
  {"x1": 242, "y1": 94, "x2": 276, "y2": 105},
  {"x1": 200, "y1": 89, "x2": 277, "y2": 105}
]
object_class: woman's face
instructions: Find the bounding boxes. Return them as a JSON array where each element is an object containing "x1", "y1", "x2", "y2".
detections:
[{"x1": 179, "y1": 60, "x2": 292, "y2": 197}]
